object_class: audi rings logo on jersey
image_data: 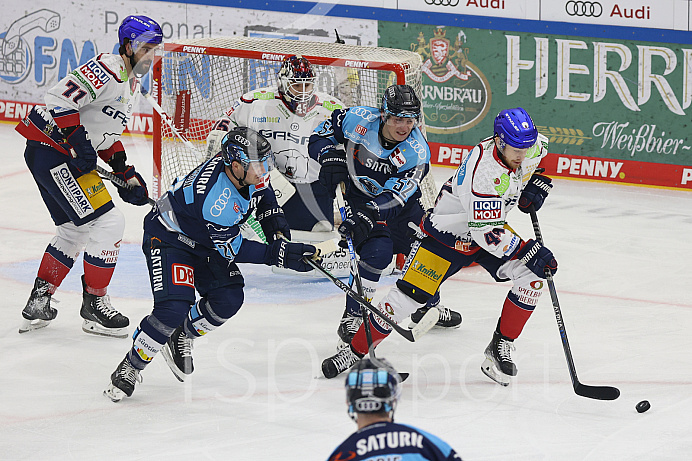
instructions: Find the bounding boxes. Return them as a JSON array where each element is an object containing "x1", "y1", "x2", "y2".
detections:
[
  {"x1": 424, "y1": 0, "x2": 460, "y2": 5},
  {"x1": 210, "y1": 188, "x2": 233, "y2": 217},
  {"x1": 565, "y1": 1, "x2": 602, "y2": 17}
]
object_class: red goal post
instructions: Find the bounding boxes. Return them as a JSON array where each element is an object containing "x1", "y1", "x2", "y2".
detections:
[{"x1": 150, "y1": 36, "x2": 436, "y2": 208}]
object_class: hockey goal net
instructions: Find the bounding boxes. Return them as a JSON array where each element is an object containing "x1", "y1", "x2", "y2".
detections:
[{"x1": 151, "y1": 36, "x2": 437, "y2": 209}]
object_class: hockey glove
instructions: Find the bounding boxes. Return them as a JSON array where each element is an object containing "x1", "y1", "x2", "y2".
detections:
[
  {"x1": 255, "y1": 201, "x2": 290, "y2": 244},
  {"x1": 114, "y1": 166, "x2": 150, "y2": 206},
  {"x1": 518, "y1": 174, "x2": 552, "y2": 213},
  {"x1": 65, "y1": 126, "x2": 97, "y2": 176},
  {"x1": 515, "y1": 239, "x2": 558, "y2": 278},
  {"x1": 269, "y1": 240, "x2": 317, "y2": 272},
  {"x1": 338, "y1": 203, "x2": 377, "y2": 250},
  {"x1": 318, "y1": 148, "x2": 349, "y2": 196}
]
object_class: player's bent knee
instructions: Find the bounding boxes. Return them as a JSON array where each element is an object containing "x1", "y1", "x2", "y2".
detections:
[{"x1": 381, "y1": 285, "x2": 426, "y2": 323}]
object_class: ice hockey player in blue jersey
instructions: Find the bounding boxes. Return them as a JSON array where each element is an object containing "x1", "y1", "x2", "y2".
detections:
[
  {"x1": 326, "y1": 357, "x2": 462, "y2": 461},
  {"x1": 334, "y1": 108, "x2": 558, "y2": 387},
  {"x1": 311, "y1": 84, "x2": 461, "y2": 378},
  {"x1": 15, "y1": 15, "x2": 162, "y2": 337},
  {"x1": 104, "y1": 127, "x2": 318, "y2": 402}
]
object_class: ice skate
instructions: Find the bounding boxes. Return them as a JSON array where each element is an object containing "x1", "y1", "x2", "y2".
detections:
[
  {"x1": 19, "y1": 277, "x2": 58, "y2": 333},
  {"x1": 104, "y1": 356, "x2": 142, "y2": 402},
  {"x1": 336, "y1": 309, "x2": 363, "y2": 351},
  {"x1": 162, "y1": 325, "x2": 194, "y2": 382},
  {"x1": 322, "y1": 346, "x2": 362, "y2": 379},
  {"x1": 80, "y1": 276, "x2": 129, "y2": 338},
  {"x1": 410, "y1": 305, "x2": 461, "y2": 329},
  {"x1": 481, "y1": 331, "x2": 517, "y2": 386}
]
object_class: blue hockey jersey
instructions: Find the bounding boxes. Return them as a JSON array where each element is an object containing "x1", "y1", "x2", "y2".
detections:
[
  {"x1": 327, "y1": 421, "x2": 461, "y2": 461},
  {"x1": 145, "y1": 154, "x2": 274, "y2": 263},
  {"x1": 309, "y1": 106, "x2": 430, "y2": 221}
]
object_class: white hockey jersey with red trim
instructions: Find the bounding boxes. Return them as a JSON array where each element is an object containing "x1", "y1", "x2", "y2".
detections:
[
  {"x1": 422, "y1": 134, "x2": 548, "y2": 259},
  {"x1": 38, "y1": 53, "x2": 140, "y2": 152},
  {"x1": 212, "y1": 87, "x2": 344, "y2": 184}
]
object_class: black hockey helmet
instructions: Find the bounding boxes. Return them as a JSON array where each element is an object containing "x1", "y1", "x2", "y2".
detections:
[
  {"x1": 345, "y1": 358, "x2": 402, "y2": 421},
  {"x1": 221, "y1": 127, "x2": 275, "y2": 183},
  {"x1": 380, "y1": 84, "x2": 421, "y2": 125}
]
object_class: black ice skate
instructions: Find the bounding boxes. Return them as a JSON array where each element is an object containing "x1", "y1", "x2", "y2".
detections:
[
  {"x1": 481, "y1": 330, "x2": 517, "y2": 386},
  {"x1": 104, "y1": 356, "x2": 142, "y2": 402},
  {"x1": 410, "y1": 305, "x2": 461, "y2": 329},
  {"x1": 80, "y1": 276, "x2": 129, "y2": 338},
  {"x1": 19, "y1": 277, "x2": 58, "y2": 333},
  {"x1": 322, "y1": 345, "x2": 362, "y2": 379},
  {"x1": 162, "y1": 325, "x2": 194, "y2": 382},
  {"x1": 336, "y1": 309, "x2": 362, "y2": 350}
]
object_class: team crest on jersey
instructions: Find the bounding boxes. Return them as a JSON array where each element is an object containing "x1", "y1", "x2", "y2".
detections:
[
  {"x1": 473, "y1": 200, "x2": 501, "y2": 220},
  {"x1": 355, "y1": 124, "x2": 367, "y2": 135}
]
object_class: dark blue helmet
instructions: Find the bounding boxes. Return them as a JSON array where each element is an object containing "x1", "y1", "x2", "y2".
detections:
[
  {"x1": 494, "y1": 107, "x2": 538, "y2": 149},
  {"x1": 381, "y1": 84, "x2": 421, "y2": 123},
  {"x1": 221, "y1": 126, "x2": 274, "y2": 172},
  {"x1": 345, "y1": 358, "x2": 402, "y2": 421},
  {"x1": 118, "y1": 15, "x2": 163, "y2": 52}
]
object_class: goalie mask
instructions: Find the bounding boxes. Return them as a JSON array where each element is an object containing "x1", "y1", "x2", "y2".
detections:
[
  {"x1": 345, "y1": 358, "x2": 402, "y2": 422},
  {"x1": 277, "y1": 55, "x2": 316, "y2": 116},
  {"x1": 221, "y1": 127, "x2": 275, "y2": 185},
  {"x1": 118, "y1": 15, "x2": 163, "y2": 77},
  {"x1": 494, "y1": 107, "x2": 537, "y2": 151},
  {"x1": 380, "y1": 84, "x2": 421, "y2": 126}
]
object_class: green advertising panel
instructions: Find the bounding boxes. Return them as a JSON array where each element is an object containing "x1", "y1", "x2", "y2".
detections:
[{"x1": 379, "y1": 21, "x2": 692, "y2": 167}]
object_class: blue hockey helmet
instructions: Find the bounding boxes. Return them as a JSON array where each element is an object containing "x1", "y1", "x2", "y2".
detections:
[
  {"x1": 118, "y1": 15, "x2": 163, "y2": 52},
  {"x1": 345, "y1": 358, "x2": 402, "y2": 421},
  {"x1": 221, "y1": 127, "x2": 275, "y2": 178},
  {"x1": 493, "y1": 107, "x2": 538, "y2": 149},
  {"x1": 381, "y1": 84, "x2": 421, "y2": 124}
]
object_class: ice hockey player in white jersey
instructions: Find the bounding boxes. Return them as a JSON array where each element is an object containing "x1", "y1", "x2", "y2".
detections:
[
  {"x1": 206, "y1": 55, "x2": 345, "y2": 232},
  {"x1": 325, "y1": 107, "x2": 558, "y2": 385},
  {"x1": 15, "y1": 15, "x2": 162, "y2": 337}
]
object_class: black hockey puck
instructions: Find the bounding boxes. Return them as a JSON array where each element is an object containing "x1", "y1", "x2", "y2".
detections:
[{"x1": 636, "y1": 400, "x2": 650, "y2": 413}]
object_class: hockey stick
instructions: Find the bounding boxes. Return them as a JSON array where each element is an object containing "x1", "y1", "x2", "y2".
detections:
[
  {"x1": 334, "y1": 183, "x2": 379, "y2": 360},
  {"x1": 529, "y1": 206, "x2": 620, "y2": 401},
  {"x1": 303, "y1": 256, "x2": 437, "y2": 343},
  {"x1": 96, "y1": 165, "x2": 156, "y2": 206}
]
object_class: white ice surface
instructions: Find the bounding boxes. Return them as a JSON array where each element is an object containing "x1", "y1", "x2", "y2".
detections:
[{"x1": 1, "y1": 122, "x2": 691, "y2": 460}]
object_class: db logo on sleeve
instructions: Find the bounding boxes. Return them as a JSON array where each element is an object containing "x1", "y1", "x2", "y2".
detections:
[{"x1": 172, "y1": 264, "x2": 195, "y2": 287}]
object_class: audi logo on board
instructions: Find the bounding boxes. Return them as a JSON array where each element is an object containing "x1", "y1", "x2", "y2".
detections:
[
  {"x1": 424, "y1": 0, "x2": 460, "y2": 6},
  {"x1": 565, "y1": 1, "x2": 603, "y2": 17}
]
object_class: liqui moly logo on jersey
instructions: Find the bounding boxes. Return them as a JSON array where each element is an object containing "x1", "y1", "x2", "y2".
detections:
[
  {"x1": 473, "y1": 200, "x2": 501, "y2": 220},
  {"x1": 79, "y1": 61, "x2": 110, "y2": 90},
  {"x1": 355, "y1": 124, "x2": 367, "y2": 135},
  {"x1": 171, "y1": 264, "x2": 194, "y2": 287}
]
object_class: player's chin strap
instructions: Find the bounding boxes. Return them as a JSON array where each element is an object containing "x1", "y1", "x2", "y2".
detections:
[{"x1": 228, "y1": 162, "x2": 250, "y2": 188}]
